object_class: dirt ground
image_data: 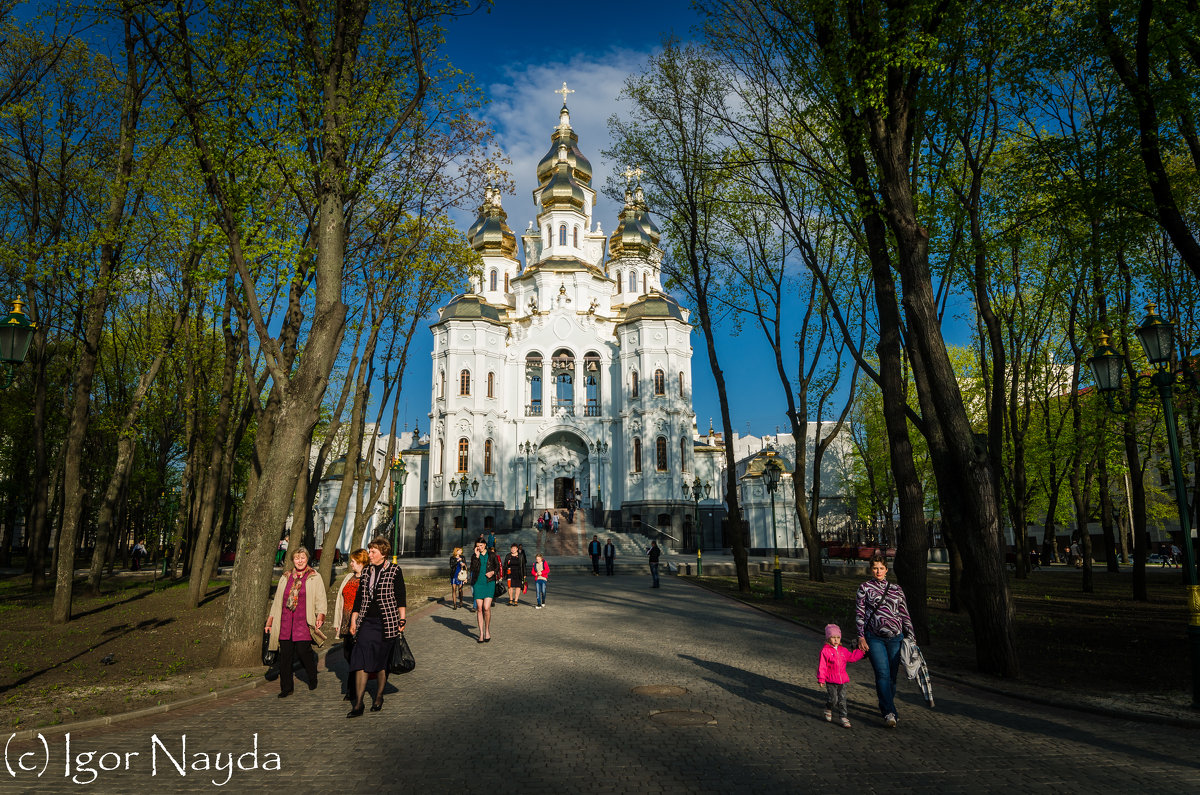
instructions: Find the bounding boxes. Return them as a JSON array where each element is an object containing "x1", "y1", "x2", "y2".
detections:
[
  {"x1": 0, "y1": 572, "x2": 447, "y2": 730},
  {"x1": 690, "y1": 564, "x2": 1192, "y2": 699}
]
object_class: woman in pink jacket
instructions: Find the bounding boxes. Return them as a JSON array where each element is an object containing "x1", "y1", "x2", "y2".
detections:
[
  {"x1": 531, "y1": 554, "x2": 549, "y2": 609},
  {"x1": 816, "y1": 623, "x2": 865, "y2": 728}
]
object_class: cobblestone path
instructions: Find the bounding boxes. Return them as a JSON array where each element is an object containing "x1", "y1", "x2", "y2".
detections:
[{"x1": 4, "y1": 573, "x2": 1198, "y2": 793}]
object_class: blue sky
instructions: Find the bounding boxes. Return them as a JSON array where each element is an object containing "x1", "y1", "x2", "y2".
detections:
[{"x1": 394, "y1": 0, "x2": 823, "y2": 437}]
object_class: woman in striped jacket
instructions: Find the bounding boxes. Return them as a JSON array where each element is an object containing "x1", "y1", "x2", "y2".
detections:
[{"x1": 855, "y1": 553, "x2": 914, "y2": 729}]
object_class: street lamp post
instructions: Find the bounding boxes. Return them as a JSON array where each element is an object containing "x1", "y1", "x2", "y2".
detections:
[
  {"x1": 1088, "y1": 305, "x2": 1200, "y2": 708},
  {"x1": 389, "y1": 457, "x2": 408, "y2": 563},
  {"x1": 0, "y1": 299, "x2": 36, "y2": 388},
  {"x1": 519, "y1": 441, "x2": 538, "y2": 515},
  {"x1": 683, "y1": 476, "x2": 710, "y2": 575},
  {"x1": 591, "y1": 440, "x2": 609, "y2": 523},
  {"x1": 449, "y1": 473, "x2": 479, "y2": 552},
  {"x1": 764, "y1": 458, "x2": 783, "y2": 599}
]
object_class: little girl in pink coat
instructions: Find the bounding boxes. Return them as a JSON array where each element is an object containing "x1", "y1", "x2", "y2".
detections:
[{"x1": 817, "y1": 623, "x2": 866, "y2": 727}]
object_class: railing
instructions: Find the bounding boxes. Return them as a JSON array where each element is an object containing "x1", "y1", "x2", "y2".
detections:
[
  {"x1": 526, "y1": 402, "x2": 542, "y2": 416},
  {"x1": 584, "y1": 404, "x2": 601, "y2": 416},
  {"x1": 552, "y1": 402, "x2": 574, "y2": 416}
]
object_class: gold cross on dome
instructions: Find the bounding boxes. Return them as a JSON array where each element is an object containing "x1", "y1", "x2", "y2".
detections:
[
  {"x1": 622, "y1": 166, "x2": 644, "y2": 185},
  {"x1": 556, "y1": 82, "x2": 575, "y2": 104}
]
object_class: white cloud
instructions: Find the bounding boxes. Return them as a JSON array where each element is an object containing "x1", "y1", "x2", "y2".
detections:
[{"x1": 479, "y1": 47, "x2": 658, "y2": 247}]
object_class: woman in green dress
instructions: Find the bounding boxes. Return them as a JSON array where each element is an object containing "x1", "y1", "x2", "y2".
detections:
[{"x1": 469, "y1": 539, "x2": 498, "y2": 642}]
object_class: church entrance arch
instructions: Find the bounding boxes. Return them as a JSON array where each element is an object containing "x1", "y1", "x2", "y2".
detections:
[{"x1": 534, "y1": 430, "x2": 590, "y2": 511}]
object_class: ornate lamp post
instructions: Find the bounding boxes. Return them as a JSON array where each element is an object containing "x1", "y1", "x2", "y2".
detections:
[
  {"x1": 1088, "y1": 306, "x2": 1200, "y2": 707},
  {"x1": 0, "y1": 299, "x2": 36, "y2": 389},
  {"x1": 683, "y1": 476, "x2": 710, "y2": 575},
  {"x1": 764, "y1": 458, "x2": 783, "y2": 599},
  {"x1": 519, "y1": 441, "x2": 538, "y2": 509},
  {"x1": 449, "y1": 473, "x2": 479, "y2": 551},
  {"x1": 389, "y1": 457, "x2": 408, "y2": 563},
  {"x1": 591, "y1": 439, "x2": 609, "y2": 517}
]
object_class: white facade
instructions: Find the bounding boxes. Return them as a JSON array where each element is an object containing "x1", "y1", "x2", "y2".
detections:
[{"x1": 393, "y1": 99, "x2": 723, "y2": 550}]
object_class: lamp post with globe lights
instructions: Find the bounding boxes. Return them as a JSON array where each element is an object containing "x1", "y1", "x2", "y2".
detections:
[
  {"x1": 682, "y1": 476, "x2": 710, "y2": 575},
  {"x1": 389, "y1": 457, "x2": 408, "y2": 563},
  {"x1": 449, "y1": 473, "x2": 479, "y2": 552},
  {"x1": 763, "y1": 458, "x2": 784, "y2": 599},
  {"x1": 0, "y1": 299, "x2": 36, "y2": 388},
  {"x1": 1088, "y1": 305, "x2": 1200, "y2": 707}
]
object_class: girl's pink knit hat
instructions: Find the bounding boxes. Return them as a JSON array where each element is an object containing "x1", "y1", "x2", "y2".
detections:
[{"x1": 824, "y1": 623, "x2": 841, "y2": 639}]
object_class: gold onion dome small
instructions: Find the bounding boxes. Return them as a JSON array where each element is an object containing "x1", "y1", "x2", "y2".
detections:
[
  {"x1": 539, "y1": 146, "x2": 586, "y2": 211},
  {"x1": 633, "y1": 185, "x2": 660, "y2": 246},
  {"x1": 535, "y1": 105, "x2": 593, "y2": 186},
  {"x1": 467, "y1": 186, "x2": 517, "y2": 259},
  {"x1": 608, "y1": 187, "x2": 658, "y2": 258}
]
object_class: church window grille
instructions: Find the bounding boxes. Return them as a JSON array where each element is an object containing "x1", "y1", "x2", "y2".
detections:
[
  {"x1": 487, "y1": 371, "x2": 495, "y2": 398},
  {"x1": 484, "y1": 439, "x2": 494, "y2": 474},
  {"x1": 631, "y1": 370, "x2": 639, "y2": 399},
  {"x1": 458, "y1": 438, "x2": 470, "y2": 473},
  {"x1": 559, "y1": 224, "x2": 567, "y2": 246},
  {"x1": 633, "y1": 438, "x2": 642, "y2": 473},
  {"x1": 654, "y1": 369, "x2": 665, "y2": 395},
  {"x1": 460, "y1": 369, "x2": 471, "y2": 396},
  {"x1": 489, "y1": 270, "x2": 497, "y2": 291},
  {"x1": 656, "y1": 436, "x2": 668, "y2": 471}
]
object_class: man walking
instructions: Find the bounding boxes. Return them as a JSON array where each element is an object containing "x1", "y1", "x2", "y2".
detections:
[
  {"x1": 603, "y1": 538, "x2": 616, "y2": 575},
  {"x1": 647, "y1": 541, "x2": 661, "y2": 588},
  {"x1": 588, "y1": 535, "x2": 602, "y2": 575}
]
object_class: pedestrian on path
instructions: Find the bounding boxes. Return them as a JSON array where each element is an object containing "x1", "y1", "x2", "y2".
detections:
[
  {"x1": 603, "y1": 538, "x2": 616, "y2": 575},
  {"x1": 589, "y1": 535, "x2": 602, "y2": 575},
  {"x1": 275, "y1": 535, "x2": 289, "y2": 566},
  {"x1": 347, "y1": 538, "x2": 406, "y2": 717},
  {"x1": 817, "y1": 623, "x2": 865, "y2": 728},
  {"x1": 131, "y1": 539, "x2": 147, "y2": 571},
  {"x1": 855, "y1": 553, "x2": 914, "y2": 728},
  {"x1": 470, "y1": 539, "x2": 498, "y2": 642},
  {"x1": 567, "y1": 498, "x2": 575, "y2": 524},
  {"x1": 505, "y1": 544, "x2": 525, "y2": 606},
  {"x1": 450, "y1": 547, "x2": 468, "y2": 609},
  {"x1": 333, "y1": 549, "x2": 370, "y2": 700},
  {"x1": 487, "y1": 531, "x2": 496, "y2": 553},
  {"x1": 647, "y1": 541, "x2": 661, "y2": 587},
  {"x1": 552, "y1": 512, "x2": 560, "y2": 534},
  {"x1": 532, "y1": 554, "x2": 549, "y2": 608},
  {"x1": 265, "y1": 545, "x2": 328, "y2": 699}
]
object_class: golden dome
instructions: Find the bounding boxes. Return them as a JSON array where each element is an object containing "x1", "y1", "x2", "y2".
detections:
[
  {"x1": 608, "y1": 187, "x2": 660, "y2": 259},
  {"x1": 535, "y1": 105, "x2": 593, "y2": 186},
  {"x1": 467, "y1": 186, "x2": 517, "y2": 259},
  {"x1": 539, "y1": 147, "x2": 586, "y2": 211}
]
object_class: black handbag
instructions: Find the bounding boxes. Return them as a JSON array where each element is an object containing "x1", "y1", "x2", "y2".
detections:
[
  {"x1": 261, "y1": 631, "x2": 277, "y2": 667},
  {"x1": 389, "y1": 632, "x2": 415, "y2": 674}
]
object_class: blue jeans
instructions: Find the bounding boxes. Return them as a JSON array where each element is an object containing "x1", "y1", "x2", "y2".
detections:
[
  {"x1": 865, "y1": 632, "x2": 903, "y2": 717},
  {"x1": 535, "y1": 579, "x2": 546, "y2": 606},
  {"x1": 649, "y1": 562, "x2": 659, "y2": 586}
]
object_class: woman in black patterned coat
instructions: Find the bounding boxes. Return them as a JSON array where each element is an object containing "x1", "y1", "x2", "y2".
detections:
[{"x1": 347, "y1": 537, "x2": 406, "y2": 718}]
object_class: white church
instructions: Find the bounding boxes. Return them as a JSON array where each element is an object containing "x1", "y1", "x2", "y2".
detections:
[{"x1": 307, "y1": 90, "x2": 857, "y2": 557}]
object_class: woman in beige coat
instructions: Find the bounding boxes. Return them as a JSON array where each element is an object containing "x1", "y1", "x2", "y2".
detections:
[{"x1": 265, "y1": 546, "x2": 327, "y2": 697}]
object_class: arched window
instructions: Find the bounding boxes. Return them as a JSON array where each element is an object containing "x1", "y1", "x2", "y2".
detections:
[
  {"x1": 526, "y1": 352, "x2": 543, "y2": 415},
  {"x1": 573, "y1": 226, "x2": 579, "y2": 247},
  {"x1": 643, "y1": 272, "x2": 648, "y2": 293},
  {"x1": 559, "y1": 224, "x2": 567, "y2": 246},
  {"x1": 487, "y1": 371, "x2": 495, "y2": 398},
  {"x1": 546, "y1": 225, "x2": 551, "y2": 245},
  {"x1": 679, "y1": 372, "x2": 685, "y2": 397},
  {"x1": 656, "y1": 436, "x2": 668, "y2": 471},
  {"x1": 631, "y1": 370, "x2": 639, "y2": 398},
  {"x1": 489, "y1": 270, "x2": 497, "y2": 291},
  {"x1": 633, "y1": 438, "x2": 642, "y2": 473},
  {"x1": 504, "y1": 272, "x2": 509, "y2": 292},
  {"x1": 654, "y1": 369, "x2": 665, "y2": 395},
  {"x1": 616, "y1": 270, "x2": 622, "y2": 294},
  {"x1": 484, "y1": 439, "x2": 494, "y2": 474},
  {"x1": 457, "y1": 438, "x2": 469, "y2": 473},
  {"x1": 460, "y1": 369, "x2": 471, "y2": 396},
  {"x1": 628, "y1": 271, "x2": 635, "y2": 293},
  {"x1": 681, "y1": 437, "x2": 689, "y2": 472}
]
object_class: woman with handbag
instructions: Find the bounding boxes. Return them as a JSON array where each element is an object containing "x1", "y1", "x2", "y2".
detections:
[
  {"x1": 449, "y1": 547, "x2": 468, "y2": 610},
  {"x1": 504, "y1": 544, "x2": 524, "y2": 606},
  {"x1": 854, "y1": 553, "x2": 914, "y2": 728},
  {"x1": 469, "y1": 538, "x2": 498, "y2": 642},
  {"x1": 264, "y1": 546, "x2": 328, "y2": 698},
  {"x1": 347, "y1": 537, "x2": 406, "y2": 717},
  {"x1": 332, "y1": 548, "x2": 369, "y2": 700}
]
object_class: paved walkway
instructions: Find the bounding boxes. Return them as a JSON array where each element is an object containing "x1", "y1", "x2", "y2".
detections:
[{"x1": 4, "y1": 573, "x2": 1199, "y2": 793}]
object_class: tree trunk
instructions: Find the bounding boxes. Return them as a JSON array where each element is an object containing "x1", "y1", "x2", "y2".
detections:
[{"x1": 52, "y1": 11, "x2": 144, "y2": 623}]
